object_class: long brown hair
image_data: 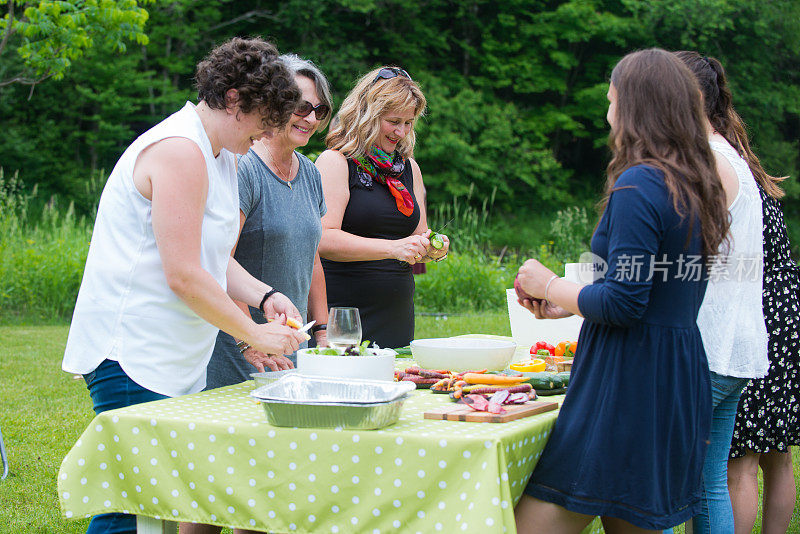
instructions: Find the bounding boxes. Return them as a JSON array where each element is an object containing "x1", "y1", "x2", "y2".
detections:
[
  {"x1": 674, "y1": 50, "x2": 786, "y2": 199},
  {"x1": 604, "y1": 48, "x2": 729, "y2": 259}
]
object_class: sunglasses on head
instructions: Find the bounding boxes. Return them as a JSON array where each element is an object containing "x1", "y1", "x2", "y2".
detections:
[
  {"x1": 294, "y1": 100, "x2": 330, "y2": 121},
  {"x1": 372, "y1": 67, "x2": 412, "y2": 84}
]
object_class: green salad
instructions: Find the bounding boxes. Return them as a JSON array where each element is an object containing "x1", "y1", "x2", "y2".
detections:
[{"x1": 307, "y1": 340, "x2": 375, "y2": 356}]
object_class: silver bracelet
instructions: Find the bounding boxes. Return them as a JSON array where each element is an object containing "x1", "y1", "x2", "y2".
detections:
[
  {"x1": 434, "y1": 253, "x2": 448, "y2": 263},
  {"x1": 544, "y1": 275, "x2": 559, "y2": 301},
  {"x1": 235, "y1": 340, "x2": 251, "y2": 354}
]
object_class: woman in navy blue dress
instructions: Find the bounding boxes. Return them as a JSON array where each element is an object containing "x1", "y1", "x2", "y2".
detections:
[{"x1": 514, "y1": 49, "x2": 731, "y2": 532}]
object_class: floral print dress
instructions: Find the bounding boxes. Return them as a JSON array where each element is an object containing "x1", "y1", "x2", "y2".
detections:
[{"x1": 730, "y1": 185, "x2": 800, "y2": 457}]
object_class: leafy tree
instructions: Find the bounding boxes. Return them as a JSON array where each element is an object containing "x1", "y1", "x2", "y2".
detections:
[{"x1": 0, "y1": 0, "x2": 150, "y2": 88}]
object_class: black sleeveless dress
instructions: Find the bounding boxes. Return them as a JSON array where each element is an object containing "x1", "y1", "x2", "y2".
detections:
[{"x1": 321, "y1": 158, "x2": 420, "y2": 348}]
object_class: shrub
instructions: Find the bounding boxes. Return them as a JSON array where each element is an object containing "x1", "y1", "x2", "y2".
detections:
[{"x1": 414, "y1": 252, "x2": 514, "y2": 313}]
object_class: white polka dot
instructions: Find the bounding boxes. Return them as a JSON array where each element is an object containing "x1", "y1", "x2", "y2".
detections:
[
  {"x1": 332, "y1": 505, "x2": 339, "y2": 513},
  {"x1": 438, "y1": 481, "x2": 446, "y2": 489},
  {"x1": 249, "y1": 479, "x2": 256, "y2": 487},
  {"x1": 375, "y1": 446, "x2": 383, "y2": 454},
  {"x1": 208, "y1": 475, "x2": 215, "y2": 482},
  {"x1": 309, "y1": 515, "x2": 316, "y2": 522},
  {"x1": 132, "y1": 427, "x2": 139, "y2": 434},
  {"x1": 290, "y1": 441, "x2": 297, "y2": 449},
  {"x1": 152, "y1": 497, "x2": 159, "y2": 504},
  {"x1": 188, "y1": 462, "x2": 195, "y2": 470},
  {"x1": 104, "y1": 500, "x2": 111, "y2": 507},
  {"x1": 460, "y1": 492, "x2": 467, "y2": 501},
  {"x1": 248, "y1": 438, "x2": 256, "y2": 446},
  {"x1": 462, "y1": 471, "x2": 471, "y2": 479},
  {"x1": 332, "y1": 444, "x2": 339, "y2": 452},
  {"x1": 227, "y1": 467, "x2": 234, "y2": 475},
  {"x1": 462, "y1": 451, "x2": 471, "y2": 458},
  {"x1": 373, "y1": 509, "x2": 380, "y2": 517},
  {"x1": 395, "y1": 458, "x2": 402, "y2": 466},
  {"x1": 417, "y1": 490, "x2": 426, "y2": 498},
  {"x1": 226, "y1": 487, "x2": 233, "y2": 495},
  {"x1": 417, "y1": 511, "x2": 426, "y2": 518},
  {"x1": 208, "y1": 454, "x2": 215, "y2": 463},
  {"x1": 289, "y1": 462, "x2": 297, "y2": 470},
  {"x1": 351, "y1": 476, "x2": 359, "y2": 484},
  {"x1": 82, "y1": 496, "x2": 89, "y2": 504},
  {"x1": 308, "y1": 474, "x2": 316, "y2": 482},
  {"x1": 227, "y1": 426, "x2": 235, "y2": 434},
  {"x1": 308, "y1": 494, "x2": 316, "y2": 502},
  {"x1": 393, "y1": 500, "x2": 401, "y2": 508},
  {"x1": 394, "y1": 479, "x2": 402, "y2": 487},
  {"x1": 417, "y1": 470, "x2": 425, "y2": 478},
  {"x1": 331, "y1": 485, "x2": 339, "y2": 493},
  {"x1": 310, "y1": 433, "x2": 317, "y2": 440},
  {"x1": 269, "y1": 510, "x2": 276, "y2": 518},
  {"x1": 486, "y1": 518, "x2": 494, "y2": 526},
  {"x1": 228, "y1": 446, "x2": 235, "y2": 454},
  {"x1": 375, "y1": 466, "x2": 383, "y2": 475},
  {"x1": 268, "y1": 471, "x2": 275, "y2": 479},
  {"x1": 289, "y1": 483, "x2": 296, "y2": 491},
  {"x1": 352, "y1": 455, "x2": 360, "y2": 463},
  {"x1": 249, "y1": 458, "x2": 256, "y2": 466},
  {"x1": 352, "y1": 496, "x2": 359, "y2": 504},
  {"x1": 170, "y1": 431, "x2": 177, "y2": 438},
  {"x1": 208, "y1": 495, "x2": 215, "y2": 502},
  {"x1": 331, "y1": 465, "x2": 339, "y2": 473},
  {"x1": 80, "y1": 477, "x2": 87, "y2": 485},
  {"x1": 63, "y1": 492, "x2": 70, "y2": 499},
  {"x1": 351, "y1": 517, "x2": 358, "y2": 525},
  {"x1": 131, "y1": 447, "x2": 139, "y2": 455},
  {"x1": 187, "y1": 443, "x2": 194, "y2": 451},
  {"x1": 288, "y1": 503, "x2": 296, "y2": 511},
  {"x1": 150, "y1": 458, "x2": 158, "y2": 466},
  {"x1": 97, "y1": 444, "x2": 105, "y2": 451},
  {"x1": 268, "y1": 430, "x2": 276, "y2": 438},
  {"x1": 78, "y1": 459, "x2": 85, "y2": 466},
  {"x1": 150, "y1": 438, "x2": 158, "y2": 446},
  {"x1": 418, "y1": 449, "x2": 426, "y2": 457},
  {"x1": 209, "y1": 434, "x2": 216, "y2": 442}
]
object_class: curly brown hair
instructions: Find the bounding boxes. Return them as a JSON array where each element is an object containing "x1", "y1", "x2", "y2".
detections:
[{"x1": 195, "y1": 37, "x2": 301, "y2": 129}]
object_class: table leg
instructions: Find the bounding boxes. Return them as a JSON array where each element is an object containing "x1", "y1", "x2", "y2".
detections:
[{"x1": 137, "y1": 515, "x2": 177, "y2": 534}]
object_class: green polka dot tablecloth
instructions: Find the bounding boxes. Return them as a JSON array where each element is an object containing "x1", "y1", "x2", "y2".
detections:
[{"x1": 58, "y1": 370, "x2": 602, "y2": 533}]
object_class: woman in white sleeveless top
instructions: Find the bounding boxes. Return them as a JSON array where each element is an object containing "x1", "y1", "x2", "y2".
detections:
[
  {"x1": 674, "y1": 51, "x2": 769, "y2": 534},
  {"x1": 62, "y1": 38, "x2": 310, "y2": 534}
]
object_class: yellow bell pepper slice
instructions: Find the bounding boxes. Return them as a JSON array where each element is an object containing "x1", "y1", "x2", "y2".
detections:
[{"x1": 510, "y1": 359, "x2": 546, "y2": 373}]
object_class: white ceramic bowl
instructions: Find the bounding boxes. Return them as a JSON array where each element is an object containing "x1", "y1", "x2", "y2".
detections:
[
  {"x1": 410, "y1": 337, "x2": 517, "y2": 372},
  {"x1": 296, "y1": 348, "x2": 397, "y2": 382}
]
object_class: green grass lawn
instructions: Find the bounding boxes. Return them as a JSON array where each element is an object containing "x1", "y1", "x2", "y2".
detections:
[{"x1": 1, "y1": 318, "x2": 798, "y2": 533}]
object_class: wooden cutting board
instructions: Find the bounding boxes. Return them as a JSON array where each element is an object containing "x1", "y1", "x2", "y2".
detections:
[{"x1": 423, "y1": 400, "x2": 558, "y2": 423}]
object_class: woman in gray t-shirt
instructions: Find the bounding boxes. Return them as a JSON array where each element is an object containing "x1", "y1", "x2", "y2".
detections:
[{"x1": 205, "y1": 55, "x2": 333, "y2": 389}]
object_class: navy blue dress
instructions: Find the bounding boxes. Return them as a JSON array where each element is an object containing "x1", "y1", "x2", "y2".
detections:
[{"x1": 524, "y1": 165, "x2": 712, "y2": 530}]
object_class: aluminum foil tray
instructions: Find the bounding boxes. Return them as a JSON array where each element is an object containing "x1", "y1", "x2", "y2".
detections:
[
  {"x1": 257, "y1": 395, "x2": 408, "y2": 429},
  {"x1": 250, "y1": 373, "x2": 415, "y2": 404},
  {"x1": 250, "y1": 369, "x2": 298, "y2": 387}
]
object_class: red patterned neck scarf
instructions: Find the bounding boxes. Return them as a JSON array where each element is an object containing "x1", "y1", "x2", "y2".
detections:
[{"x1": 353, "y1": 147, "x2": 415, "y2": 217}]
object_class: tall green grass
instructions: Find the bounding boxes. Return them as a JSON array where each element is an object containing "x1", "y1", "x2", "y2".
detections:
[{"x1": 0, "y1": 169, "x2": 91, "y2": 323}]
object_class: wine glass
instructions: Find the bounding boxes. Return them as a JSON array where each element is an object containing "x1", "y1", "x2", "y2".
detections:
[{"x1": 327, "y1": 307, "x2": 362, "y2": 351}]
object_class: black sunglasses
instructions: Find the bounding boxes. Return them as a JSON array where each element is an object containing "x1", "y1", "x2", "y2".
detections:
[
  {"x1": 294, "y1": 100, "x2": 330, "y2": 121},
  {"x1": 372, "y1": 67, "x2": 412, "y2": 84}
]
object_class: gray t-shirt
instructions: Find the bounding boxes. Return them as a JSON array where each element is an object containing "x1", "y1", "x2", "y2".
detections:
[{"x1": 205, "y1": 148, "x2": 326, "y2": 389}]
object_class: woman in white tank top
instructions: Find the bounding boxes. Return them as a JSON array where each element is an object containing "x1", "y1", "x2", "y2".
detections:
[
  {"x1": 672, "y1": 51, "x2": 769, "y2": 534},
  {"x1": 62, "y1": 38, "x2": 310, "y2": 534}
]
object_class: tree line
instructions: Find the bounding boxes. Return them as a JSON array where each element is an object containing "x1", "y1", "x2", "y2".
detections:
[{"x1": 1, "y1": 0, "x2": 798, "y2": 218}]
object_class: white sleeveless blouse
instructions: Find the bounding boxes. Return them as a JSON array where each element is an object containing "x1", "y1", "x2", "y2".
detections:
[
  {"x1": 62, "y1": 102, "x2": 239, "y2": 396},
  {"x1": 696, "y1": 140, "x2": 768, "y2": 378}
]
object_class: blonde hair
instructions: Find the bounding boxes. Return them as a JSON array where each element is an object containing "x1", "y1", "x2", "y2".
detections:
[{"x1": 326, "y1": 67, "x2": 426, "y2": 159}]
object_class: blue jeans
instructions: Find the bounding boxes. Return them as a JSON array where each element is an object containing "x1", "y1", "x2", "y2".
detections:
[
  {"x1": 665, "y1": 372, "x2": 747, "y2": 534},
  {"x1": 694, "y1": 372, "x2": 748, "y2": 534},
  {"x1": 83, "y1": 359, "x2": 169, "y2": 534}
]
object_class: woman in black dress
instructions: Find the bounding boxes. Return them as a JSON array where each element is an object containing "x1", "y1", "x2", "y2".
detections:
[{"x1": 316, "y1": 67, "x2": 449, "y2": 348}]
